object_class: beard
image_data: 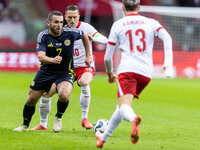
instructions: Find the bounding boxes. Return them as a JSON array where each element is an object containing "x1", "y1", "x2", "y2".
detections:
[{"x1": 49, "y1": 24, "x2": 61, "y2": 35}]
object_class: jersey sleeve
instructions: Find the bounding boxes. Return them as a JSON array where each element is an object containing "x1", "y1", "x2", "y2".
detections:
[
  {"x1": 72, "y1": 28, "x2": 84, "y2": 40},
  {"x1": 36, "y1": 32, "x2": 47, "y2": 52},
  {"x1": 104, "y1": 22, "x2": 119, "y2": 73},
  {"x1": 153, "y1": 19, "x2": 173, "y2": 74},
  {"x1": 108, "y1": 22, "x2": 118, "y2": 45},
  {"x1": 86, "y1": 23, "x2": 98, "y2": 37},
  {"x1": 153, "y1": 20, "x2": 164, "y2": 36},
  {"x1": 83, "y1": 23, "x2": 108, "y2": 44}
]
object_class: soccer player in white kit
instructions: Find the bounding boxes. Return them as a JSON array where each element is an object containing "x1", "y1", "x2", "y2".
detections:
[
  {"x1": 31, "y1": 5, "x2": 108, "y2": 132},
  {"x1": 95, "y1": 0, "x2": 173, "y2": 148}
]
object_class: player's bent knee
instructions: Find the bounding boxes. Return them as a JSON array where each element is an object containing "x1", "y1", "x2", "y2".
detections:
[
  {"x1": 58, "y1": 92, "x2": 70, "y2": 102},
  {"x1": 79, "y1": 78, "x2": 92, "y2": 87},
  {"x1": 79, "y1": 82, "x2": 88, "y2": 87},
  {"x1": 42, "y1": 92, "x2": 52, "y2": 98},
  {"x1": 27, "y1": 89, "x2": 43, "y2": 105},
  {"x1": 26, "y1": 96, "x2": 38, "y2": 106},
  {"x1": 78, "y1": 74, "x2": 93, "y2": 86}
]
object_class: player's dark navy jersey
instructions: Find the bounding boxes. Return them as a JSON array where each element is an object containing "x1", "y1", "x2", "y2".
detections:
[{"x1": 36, "y1": 27, "x2": 84, "y2": 72}]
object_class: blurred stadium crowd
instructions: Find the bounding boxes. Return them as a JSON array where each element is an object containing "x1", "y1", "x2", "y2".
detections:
[
  {"x1": 0, "y1": 0, "x2": 199, "y2": 51},
  {"x1": 0, "y1": 0, "x2": 200, "y2": 78}
]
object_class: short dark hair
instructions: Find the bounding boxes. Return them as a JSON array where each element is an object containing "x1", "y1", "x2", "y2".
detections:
[
  {"x1": 65, "y1": 5, "x2": 80, "y2": 13},
  {"x1": 122, "y1": 0, "x2": 140, "y2": 11},
  {"x1": 47, "y1": 11, "x2": 63, "y2": 21}
]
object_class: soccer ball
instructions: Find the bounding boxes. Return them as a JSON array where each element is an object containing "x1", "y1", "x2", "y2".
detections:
[{"x1": 93, "y1": 119, "x2": 109, "y2": 133}]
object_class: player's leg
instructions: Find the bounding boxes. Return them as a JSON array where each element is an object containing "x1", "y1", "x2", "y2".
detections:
[
  {"x1": 96, "y1": 95, "x2": 136, "y2": 148},
  {"x1": 118, "y1": 94, "x2": 136, "y2": 122},
  {"x1": 96, "y1": 73, "x2": 150, "y2": 147},
  {"x1": 96, "y1": 105, "x2": 123, "y2": 148},
  {"x1": 117, "y1": 73, "x2": 150, "y2": 144},
  {"x1": 78, "y1": 71, "x2": 94, "y2": 129},
  {"x1": 118, "y1": 94, "x2": 141, "y2": 144},
  {"x1": 14, "y1": 89, "x2": 44, "y2": 131},
  {"x1": 31, "y1": 83, "x2": 57, "y2": 130},
  {"x1": 56, "y1": 81, "x2": 72, "y2": 117},
  {"x1": 53, "y1": 81, "x2": 72, "y2": 132},
  {"x1": 14, "y1": 70, "x2": 56, "y2": 131}
]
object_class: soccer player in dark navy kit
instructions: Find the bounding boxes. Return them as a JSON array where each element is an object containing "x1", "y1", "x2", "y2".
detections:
[{"x1": 14, "y1": 11, "x2": 92, "y2": 132}]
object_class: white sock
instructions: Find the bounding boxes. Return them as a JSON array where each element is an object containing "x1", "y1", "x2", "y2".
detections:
[
  {"x1": 39, "y1": 96, "x2": 51, "y2": 128},
  {"x1": 80, "y1": 86, "x2": 91, "y2": 120},
  {"x1": 119, "y1": 104, "x2": 136, "y2": 122},
  {"x1": 101, "y1": 105, "x2": 123, "y2": 142}
]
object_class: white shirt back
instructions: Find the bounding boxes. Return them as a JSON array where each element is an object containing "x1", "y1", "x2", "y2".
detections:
[
  {"x1": 108, "y1": 14, "x2": 163, "y2": 78},
  {"x1": 73, "y1": 21, "x2": 97, "y2": 68}
]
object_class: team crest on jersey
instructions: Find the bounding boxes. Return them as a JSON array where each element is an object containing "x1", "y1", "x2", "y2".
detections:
[
  {"x1": 64, "y1": 40, "x2": 71, "y2": 46},
  {"x1": 31, "y1": 81, "x2": 35, "y2": 86}
]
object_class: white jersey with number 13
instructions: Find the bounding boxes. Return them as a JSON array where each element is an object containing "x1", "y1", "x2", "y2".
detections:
[{"x1": 108, "y1": 14, "x2": 172, "y2": 78}]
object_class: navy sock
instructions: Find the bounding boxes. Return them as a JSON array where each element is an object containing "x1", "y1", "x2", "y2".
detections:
[
  {"x1": 23, "y1": 103, "x2": 35, "y2": 127},
  {"x1": 55, "y1": 99, "x2": 69, "y2": 119}
]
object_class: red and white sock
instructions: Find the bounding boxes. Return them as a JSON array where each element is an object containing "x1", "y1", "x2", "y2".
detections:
[
  {"x1": 119, "y1": 104, "x2": 136, "y2": 122},
  {"x1": 101, "y1": 105, "x2": 123, "y2": 142},
  {"x1": 39, "y1": 96, "x2": 51, "y2": 128},
  {"x1": 80, "y1": 86, "x2": 91, "y2": 120}
]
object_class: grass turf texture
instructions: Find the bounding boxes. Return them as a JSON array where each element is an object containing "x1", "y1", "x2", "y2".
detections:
[{"x1": 0, "y1": 72, "x2": 199, "y2": 150}]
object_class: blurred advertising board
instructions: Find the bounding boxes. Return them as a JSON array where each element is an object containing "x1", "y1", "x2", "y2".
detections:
[{"x1": 0, "y1": 51, "x2": 199, "y2": 78}]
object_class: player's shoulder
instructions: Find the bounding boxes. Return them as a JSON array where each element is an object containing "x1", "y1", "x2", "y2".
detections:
[
  {"x1": 63, "y1": 26, "x2": 80, "y2": 33},
  {"x1": 80, "y1": 21, "x2": 94, "y2": 28},
  {"x1": 79, "y1": 21, "x2": 97, "y2": 32},
  {"x1": 37, "y1": 29, "x2": 48, "y2": 42},
  {"x1": 139, "y1": 15, "x2": 159, "y2": 24},
  {"x1": 114, "y1": 17, "x2": 124, "y2": 25},
  {"x1": 147, "y1": 17, "x2": 159, "y2": 23},
  {"x1": 38, "y1": 29, "x2": 48, "y2": 37},
  {"x1": 111, "y1": 18, "x2": 123, "y2": 29}
]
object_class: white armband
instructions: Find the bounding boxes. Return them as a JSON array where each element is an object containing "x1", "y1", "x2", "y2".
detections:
[{"x1": 92, "y1": 32, "x2": 108, "y2": 45}]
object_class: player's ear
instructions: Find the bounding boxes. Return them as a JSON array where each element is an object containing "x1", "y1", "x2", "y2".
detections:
[
  {"x1": 46, "y1": 20, "x2": 50, "y2": 26},
  {"x1": 64, "y1": 15, "x2": 67, "y2": 20},
  {"x1": 137, "y1": 5, "x2": 140, "y2": 12},
  {"x1": 122, "y1": 5, "x2": 126, "y2": 13}
]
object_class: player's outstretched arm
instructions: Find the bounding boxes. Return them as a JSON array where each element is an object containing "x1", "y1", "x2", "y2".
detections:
[
  {"x1": 90, "y1": 32, "x2": 108, "y2": 45},
  {"x1": 37, "y1": 51, "x2": 62, "y2": 64},
  {"x1": 104, "y1": 42, "x2": 116, "y2": 83},
  {"x1": 82, "y1": 32, "x2": 93, "y2": 67},
  {"x1": 157, "y1": 29, "x2": 173, "y2": 78}
]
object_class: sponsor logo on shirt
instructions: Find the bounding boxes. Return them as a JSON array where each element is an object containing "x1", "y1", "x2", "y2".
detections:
[
  {"x1": 56, "y1": 43, "x2": 62, "y2": 47},
  {"x1": 48, "y1": 43, "x2": 54, "y2": 47}
]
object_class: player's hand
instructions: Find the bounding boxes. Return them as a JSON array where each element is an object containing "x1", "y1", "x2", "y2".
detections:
[
  {"x1": 108, "y1": 72, "x2": 117, "y2": 83},
  {"x1": 53, "y1": 56, "x2": 62, "y2": 64},
  {"x1": 85, "y1": 56, "x2": 93, "y2": 67},
  {"x1": 162, "y1": 65, "x2": 173, "y2": 78},
  {"x1": 88, "y1": 34, "x2": 93, "y2": 41}
]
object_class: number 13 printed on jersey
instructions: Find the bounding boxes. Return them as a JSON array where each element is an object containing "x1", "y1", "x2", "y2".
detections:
[{"x1": 125, "y1": 29, "x2": 146, "y2": 53}]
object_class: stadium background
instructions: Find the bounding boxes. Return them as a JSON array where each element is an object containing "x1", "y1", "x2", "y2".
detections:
[
  {"x1": 0, "y1": 0, "x2": 200, "y2": 78},
  {"x1": 0, "y1": 1, "x2": 200, "y2": 150}
]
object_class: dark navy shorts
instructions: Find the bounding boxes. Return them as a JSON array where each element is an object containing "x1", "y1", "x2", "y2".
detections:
[{"x1": 30, "y1": 69, "x2": 75, "y2": 92}]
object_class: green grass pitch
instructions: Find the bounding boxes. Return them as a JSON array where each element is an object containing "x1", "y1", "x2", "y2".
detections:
[{"x1": 0, "y1": 72, "x2": 199, "y2": 150}]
